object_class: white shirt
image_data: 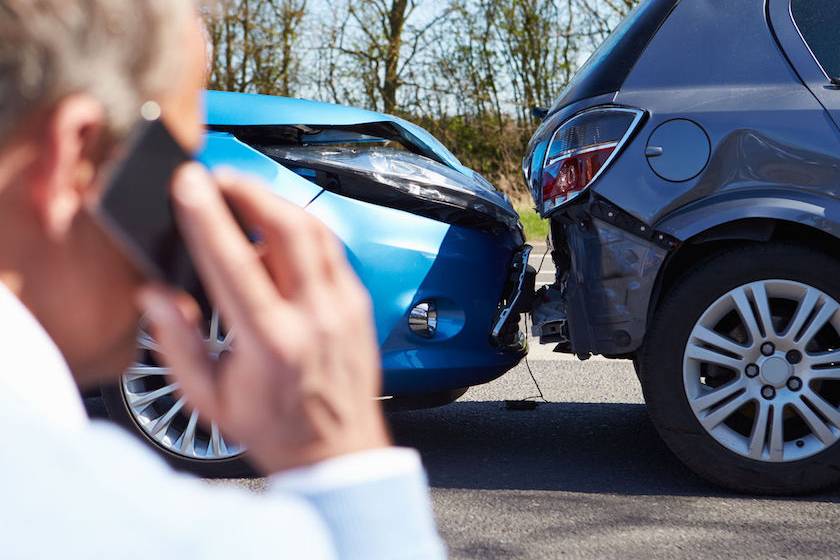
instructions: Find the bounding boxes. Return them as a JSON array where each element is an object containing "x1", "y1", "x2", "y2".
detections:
[{"x1": 0, "y1": 282, "x2": 444, "y2": 559}]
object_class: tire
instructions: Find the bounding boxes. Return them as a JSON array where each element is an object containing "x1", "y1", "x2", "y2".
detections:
[
  {"x1": 101, "y1": 384, "x2": 255, "y2": 478},
  {"x1": 641, "y1": 243, "x2": 840, "y2": 495},
  {"x1": 101, "y1": 307, "x2": 255, "y2": 478}
]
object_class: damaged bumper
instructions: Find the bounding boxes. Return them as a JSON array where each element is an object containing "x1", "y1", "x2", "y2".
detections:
[
  {"x1": 491, "y1": 245, "x2": 536, "y2": 352},
  {"x1": 532, "y1": 197, "x2": 674, "y2": 357}
]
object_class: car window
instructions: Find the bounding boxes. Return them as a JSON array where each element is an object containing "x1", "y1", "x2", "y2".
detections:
[{"x1": 791, "y1": 0, "x2": 840, "y2": 79}]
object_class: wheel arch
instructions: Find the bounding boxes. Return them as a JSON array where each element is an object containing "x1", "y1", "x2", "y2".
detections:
[{"x1": 648, "y1": 194, "x2": 840, "y2": 330}]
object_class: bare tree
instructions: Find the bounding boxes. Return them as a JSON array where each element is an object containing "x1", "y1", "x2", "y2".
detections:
[
  {"x1": 205, "y1": 0, "x2": 307, "y2": 96},
  {"x1": 492, "y1": 0, "x2": 563, "y2": 124},
  {"x1": 318, "y1": 0, "x2": 451, "y2": 114}
]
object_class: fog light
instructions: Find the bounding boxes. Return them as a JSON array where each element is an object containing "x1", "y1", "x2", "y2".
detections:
[{"x1": 409, "y1": 301, "x2": 437, "y2": 338}]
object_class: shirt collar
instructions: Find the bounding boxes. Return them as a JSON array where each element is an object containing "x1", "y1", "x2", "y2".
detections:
[{"x1": 0, "y1": 281, "x2": 89, "y2": 430}]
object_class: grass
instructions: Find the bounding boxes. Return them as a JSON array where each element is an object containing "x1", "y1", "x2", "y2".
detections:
[{"x1": 517, "y1": 206, "x2": 549, "y2": 242}]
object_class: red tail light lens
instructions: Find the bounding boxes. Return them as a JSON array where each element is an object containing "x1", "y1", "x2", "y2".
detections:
[{"x1": 541, "y1": 107, "x2": 644, "y2": 214}]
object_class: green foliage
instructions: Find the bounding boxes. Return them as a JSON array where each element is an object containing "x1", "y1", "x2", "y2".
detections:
[
  {"x1": 409, "y1": 112, "x2": 533, "y2": 195},
  {"x1": 517, "y1": 206, "x2": 550, "y2": 242}
]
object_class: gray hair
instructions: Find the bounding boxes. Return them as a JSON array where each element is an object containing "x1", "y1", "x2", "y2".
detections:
[{"x1": 0, "y1": 0, "x2": 194, "y2": 142}]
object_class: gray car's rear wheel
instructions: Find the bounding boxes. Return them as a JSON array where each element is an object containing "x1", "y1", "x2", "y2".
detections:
[
  {"x1": 641, "y1": 243, "x2": 840, "y2": 494},
  {"x1": 102, "y1": 310, "x2": 254, "y2": 478}
]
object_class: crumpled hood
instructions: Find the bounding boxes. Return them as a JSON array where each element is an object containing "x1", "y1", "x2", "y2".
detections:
[
  {"x1": 207, "y1": 90, "x2": 463, "y2": 171},
  {"x1": 204, "y1": 90, "x2": 515, "y2": 216}
]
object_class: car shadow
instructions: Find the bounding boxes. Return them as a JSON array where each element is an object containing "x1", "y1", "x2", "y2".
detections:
[{"x1": 387, "y1": 400, "x2": 840, "y2": 502}]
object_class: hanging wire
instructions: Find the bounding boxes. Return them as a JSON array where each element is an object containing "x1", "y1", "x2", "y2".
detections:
[
  {"x1": 521, "y1": 319, "x2": 548, "y2": 403},
  {"x1": 516, "y1": 241, "x2": 551, "y2": 404},
  {"x1": 535, "y1": 243, "x2": 550, "y2": 276}
]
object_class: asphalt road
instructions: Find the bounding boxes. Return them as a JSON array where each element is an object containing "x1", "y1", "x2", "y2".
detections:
[
  {"x1": 396, "y1": 356, "x2": 840, "y2": 559},
  {"x1": 221, "y1": 351, "x2": 840, "y2": 559}
]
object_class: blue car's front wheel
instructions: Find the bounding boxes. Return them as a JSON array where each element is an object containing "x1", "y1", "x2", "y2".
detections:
[{"x1": 101, "y1": 310, "x2": 254, "y2": 478}]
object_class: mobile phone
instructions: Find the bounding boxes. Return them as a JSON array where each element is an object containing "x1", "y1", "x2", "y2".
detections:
[{"x1": 96, "y1": 118, "x2": 200, "y2": 292}]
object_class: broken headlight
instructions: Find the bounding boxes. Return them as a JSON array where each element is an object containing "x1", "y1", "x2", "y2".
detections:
[{"x1": 261, "y1": 145, "x2": 520, "y2": 233}]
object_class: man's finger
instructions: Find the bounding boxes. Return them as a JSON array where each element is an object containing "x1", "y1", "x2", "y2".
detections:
[
  {"x1": 214, "y1": 169, "x2": 328, "y2": 301},
  {"x1": 312, "y1": 216, "x2": 351, "y2": 284},
  {"x1": 171, "y1": 163, "x2": 281, "y2": 334},
  {"x1": 137, "y1": 285, "x2": 219, "y2": 420}
]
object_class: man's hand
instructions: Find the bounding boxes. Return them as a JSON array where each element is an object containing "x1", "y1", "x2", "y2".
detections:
[{"x1": 138, "y1": 163, "x2": 390, "y2": 474}]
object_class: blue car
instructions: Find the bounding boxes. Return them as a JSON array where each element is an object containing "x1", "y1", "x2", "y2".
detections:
[{"x1": 101, "y1": 91, "x2": 530, "y2": 476}]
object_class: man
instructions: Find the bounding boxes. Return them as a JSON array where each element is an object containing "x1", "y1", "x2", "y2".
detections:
[{"x1": 0, "y1": 1, "x2": 444, "y2": 559}]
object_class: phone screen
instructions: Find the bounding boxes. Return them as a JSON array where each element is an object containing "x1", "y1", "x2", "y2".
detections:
[{"x1": 97, "y1": 118, "x2": 199, "y2": 291}]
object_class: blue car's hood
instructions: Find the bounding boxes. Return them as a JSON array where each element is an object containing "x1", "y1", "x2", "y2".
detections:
[
  {"x1": 207, "y1": 91, "x2": 466, "y2": 172},
  {"x1": 205, "y1": 91, "x2": 517, "y2": 224}
]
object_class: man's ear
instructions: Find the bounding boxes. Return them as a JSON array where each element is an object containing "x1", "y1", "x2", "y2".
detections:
[{"x1": 26, "y1": 95, "x2": 106, "y2": 240}]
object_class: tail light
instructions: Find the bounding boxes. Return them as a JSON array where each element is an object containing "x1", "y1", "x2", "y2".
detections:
[{"x1": 541, "y1": 107, "x2": 644, "y2": 214}]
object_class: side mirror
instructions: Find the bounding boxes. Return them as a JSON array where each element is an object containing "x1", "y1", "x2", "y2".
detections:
[{"x1": 531, "y1": 106, "x2": 549, "y2": 121}]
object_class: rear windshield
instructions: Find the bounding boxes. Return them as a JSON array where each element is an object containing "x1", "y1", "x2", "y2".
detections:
[
  {"x1": 550, "y1": 0, "x2": 680, "y2": 112},
  {"x1": 791, "y1": 0, "x2": 840, "y2": 79}
]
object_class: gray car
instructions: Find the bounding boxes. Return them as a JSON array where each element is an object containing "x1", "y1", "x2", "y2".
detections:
[{"x1": 524, "y1": 0, "x2": 840, "y2": 494}]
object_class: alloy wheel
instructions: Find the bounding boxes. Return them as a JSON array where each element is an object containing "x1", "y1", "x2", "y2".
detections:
[
  {"x1": 683, "y1": 279, "x2": 840, "y2": 462},
  {"x1": 121, "y1": 309, "x2": 244, "y2": 461}
]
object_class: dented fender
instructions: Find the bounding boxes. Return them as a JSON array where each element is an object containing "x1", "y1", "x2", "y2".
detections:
[{"x1": 655, "y1": 190, "x2": 840, "y2": 243}]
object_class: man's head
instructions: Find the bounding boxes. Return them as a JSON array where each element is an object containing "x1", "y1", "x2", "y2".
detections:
[{"x1": 0, "y1": 1, "x2": 209, "y2": 385}]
